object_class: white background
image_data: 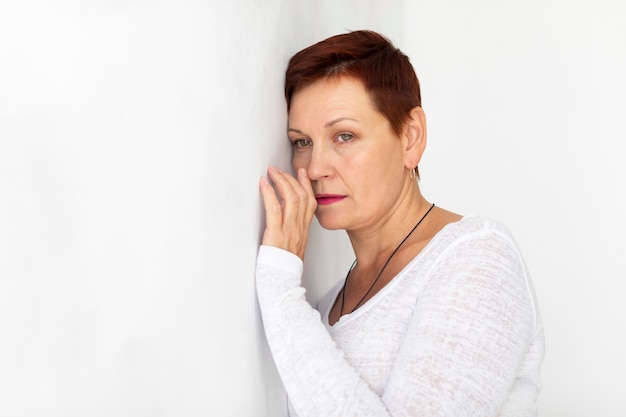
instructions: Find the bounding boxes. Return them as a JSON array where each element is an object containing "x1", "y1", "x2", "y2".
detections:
[
  {"x1": 1, "y1": 1, "x2": 624, "y2": 416},
  {"x1": 403, "y1": 2, "x2": 626, "y2": 416}
]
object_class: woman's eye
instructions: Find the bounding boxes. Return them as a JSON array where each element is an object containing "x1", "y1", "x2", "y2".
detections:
[
  {"x1": 293, "y1": 138, "x2": 312, "y2": 149},
  {"x1": 337, "y1": 133, "x2": 354, "y2": 142}
]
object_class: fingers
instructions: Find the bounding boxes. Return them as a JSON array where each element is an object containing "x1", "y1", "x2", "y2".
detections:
[
  {"x1": 259, "y1": 176, "x2": 282, "y2": 234},
  {"x1": 269, "y1": 167, "x2": 303, "y2": 229},
  {"x1": 297, "y1": 168, "x2": 318, "y2": 220},
  {"x1": 259, "y1": 166, "x2": 317, "y2": 259},
  {"x1": 276, "y1": 168, "x2": 315, "y2": 231}
]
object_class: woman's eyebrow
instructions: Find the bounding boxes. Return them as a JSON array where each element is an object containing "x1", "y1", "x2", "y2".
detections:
[
  {"x1": 288, "y1": 117, "x2": 357, "y2": 134},
  {"x1": 325, "y1": 117, "x2": 357, "y2": 128}
]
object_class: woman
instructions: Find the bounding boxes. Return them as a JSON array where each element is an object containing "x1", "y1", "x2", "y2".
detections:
[{"x1": 256, "y1": 30, "x2": 544, "y2": 417}]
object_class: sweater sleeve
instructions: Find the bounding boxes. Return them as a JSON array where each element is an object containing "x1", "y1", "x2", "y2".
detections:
[
  {"x1": 255, "y1": 245, "x2": 392, "y2": 416},
  {"x1": 382, "y1": 227, "x2": 538, "y2": 417},
  {"x1": 255, "y1": 223, "x2": 539, "y2": 417}
]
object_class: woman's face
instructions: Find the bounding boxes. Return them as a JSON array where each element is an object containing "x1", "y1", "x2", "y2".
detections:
[{"x1": 288, "y1": 76, "x2": 410, "y2": 232}]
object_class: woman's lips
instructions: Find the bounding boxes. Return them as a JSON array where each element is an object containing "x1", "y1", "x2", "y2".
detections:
[{"x1": 315, "y1": 194, "x2": 346, "y2": 205}]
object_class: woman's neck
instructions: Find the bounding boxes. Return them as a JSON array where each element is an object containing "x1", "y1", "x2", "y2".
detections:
[{"x1": 346, "y1": 188, "x2": 431, "y2": 270}]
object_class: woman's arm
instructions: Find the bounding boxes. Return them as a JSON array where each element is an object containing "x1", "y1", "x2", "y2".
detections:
[
  {"x1": 256, "y1": 245, "x2": 393, "y2": 416},
  {"x1": 382, "y1": 226, "x2": 539, "y2": 416},
  {"x1": 257, "y1": 168, "x2": 539, "y2": 416},
  {"x1": 257, "y1": 224, "x2": 539, "y2": 417},
  {"x1": 257, "y1": 166, "x2": 393, "y2": 415}
]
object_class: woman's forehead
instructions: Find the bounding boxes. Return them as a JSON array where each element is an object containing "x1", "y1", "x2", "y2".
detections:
[{"x1": 289, "y1": 77, "x2": 373, "y2": 120}]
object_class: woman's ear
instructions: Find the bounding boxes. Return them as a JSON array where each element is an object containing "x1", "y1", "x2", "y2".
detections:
[{"x1": 403, "y1": 106, "x2": 427, "y2": 169}]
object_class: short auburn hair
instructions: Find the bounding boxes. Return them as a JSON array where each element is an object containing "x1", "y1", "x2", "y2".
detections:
[{"x1": 285, "y1": 30, "x2": 421, "y2": 136}]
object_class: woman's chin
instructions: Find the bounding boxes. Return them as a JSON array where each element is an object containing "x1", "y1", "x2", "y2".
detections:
[{"x1": 315, "y1": 214, "x2": 346, "y2": 231}]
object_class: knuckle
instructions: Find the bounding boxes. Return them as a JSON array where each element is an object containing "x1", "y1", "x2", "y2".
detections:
[
  {"x1": 268, "y1": 202, "x2": 282, "y2": 213},
  {"x1": 286, "y1": 194, "x2": 300, "y2": 205},
  {"x1": 295, "y1": 186, "x2": 307, "y2": 198}
]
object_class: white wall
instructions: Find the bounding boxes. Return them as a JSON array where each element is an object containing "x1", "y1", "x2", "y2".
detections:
[
  {"x1": 404, "y1": 1, "x2": 626, "y2": 416},
  {"x1": 0, "y1": 1, "x2": 401, "y2": 416},
  {"x1": 3, "y1": 1, "x2": 624, "y2": 416}
]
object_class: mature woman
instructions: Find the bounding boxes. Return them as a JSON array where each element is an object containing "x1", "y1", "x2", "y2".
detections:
[{"x1": 256, "y1": 30, "x2": 544, "y2": 417}]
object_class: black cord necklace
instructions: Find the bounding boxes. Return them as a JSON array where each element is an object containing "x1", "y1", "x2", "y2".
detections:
[{"x1": 339, "y1": 203, "x2": 435, "y2": 316}]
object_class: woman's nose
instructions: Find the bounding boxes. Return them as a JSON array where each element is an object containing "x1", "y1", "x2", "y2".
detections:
[{"x1": 305, "y1": 143, "x2": 330, "y2": 181}]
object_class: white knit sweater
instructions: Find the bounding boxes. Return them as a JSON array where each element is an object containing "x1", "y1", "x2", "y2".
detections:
[{"x1": 255, "y1": 216, "x2": 544, "y2": 417}]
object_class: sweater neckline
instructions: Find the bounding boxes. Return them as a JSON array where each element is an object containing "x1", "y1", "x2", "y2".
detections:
[{"x1": 323, "y1": 214, "x2": 476, "y2": 328}]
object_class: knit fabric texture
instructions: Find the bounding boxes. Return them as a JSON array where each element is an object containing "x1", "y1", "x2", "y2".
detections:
[{"x1": 255, "y1": 216, "x2": 544, "y2": 417}]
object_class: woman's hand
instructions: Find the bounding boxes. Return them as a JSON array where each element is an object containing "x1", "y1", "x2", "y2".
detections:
[{"x1": 259, "y1": 166, "x2": 317, "y2": 260}]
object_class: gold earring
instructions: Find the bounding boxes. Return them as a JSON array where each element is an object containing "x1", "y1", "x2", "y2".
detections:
[{"x1": 408, "y1": 166, "x2": 417, "y2": 180}]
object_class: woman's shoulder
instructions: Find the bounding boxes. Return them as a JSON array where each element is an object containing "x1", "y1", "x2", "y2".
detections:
[
  {"x1": 435, "y1": 214, "x2": 518, "y2": 244},
  {"x1": 314, "y1": 215, "x2": 523, "y2": 322},
  {"x1": 420, "y1": 213, "x2": 525, "y2": 273},
  {"x1": 425, "y1": 214, "x2": 531, "y2": 290}
]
